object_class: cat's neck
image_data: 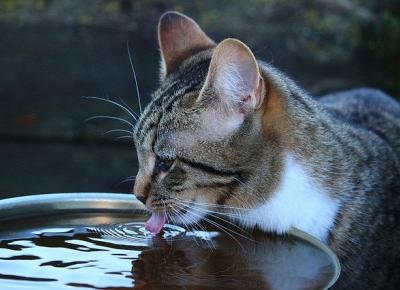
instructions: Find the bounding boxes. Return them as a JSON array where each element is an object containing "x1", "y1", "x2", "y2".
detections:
[
  {"x1": 238, "y1": 153, "x2": 339, "y2": 241},
  {"x1": 241, "y1": 63, "x2": 350, "y2": 241},
  {"x1": 259, "y1": 62, "x2": 354, "y2": 191}
]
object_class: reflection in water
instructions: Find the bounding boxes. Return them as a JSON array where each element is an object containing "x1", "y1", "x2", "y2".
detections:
[{"x1": 0, "y1": 218, "x2": 336, "y2": 290}]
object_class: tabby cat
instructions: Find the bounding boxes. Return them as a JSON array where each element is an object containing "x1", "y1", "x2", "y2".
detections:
[{"x1": 133, "y1": 11, "x2": 400, "y2": 289}]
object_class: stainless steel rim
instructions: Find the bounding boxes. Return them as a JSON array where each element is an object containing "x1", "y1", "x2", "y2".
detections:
[
  {"x1": 290, "y1": 228, "x2": 341, "y2": 289},
  {"x1": 0, "y1": 192, "x2": 147, "y2": 221},
  {"x1": 0, "y1": 192, "x2": 340, "y2": 288}
]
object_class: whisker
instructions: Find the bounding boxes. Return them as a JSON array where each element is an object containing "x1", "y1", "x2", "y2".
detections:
[
  {"x1": 170, "y1": 206, "x2": 200, "y2": 247},
  {"x1": 185, "y1": 205, "x2": 255, "y2": 243},
  {"x1": 156, "y1": 193, "x2": 253, "y2": 230},
  {"x1": 115, "y1": 135, "x2": 134, "y2": 141},
  {"x1": 161, "y1": 199, "x2": 174, "y2": 245},
  {"x1": 85, "y1": 115, "x2": 135, "y2": 128},
  {"x1": 177, "y1": 206, "x2": 215, "y2": 250},
  {"x1": 167, "y1": 194, "x2": 250, "y2": 212},
  {"x1": 155, "y1": 193, "x2": 253, "y2": 248},
  {"x1": 232, "y1": 176, "x2": 263, "y2": 198},
  {"x1": 103, "y1": 129, "x2": 134, "y2": 136},
  {"x1": 117, "y1": 176, "x2": 136, "y2": 186},
  {"x1": 174, "y1": 204, "x2": 208, "y2": 245},
  {"x1": 199, "y1": 215, "x2": 245, "y2": 250},
  {"x1": 173, "y1": 201, "x2": 248, "y2": 237},
  {"x1": 187, "y1": 205, "x2": 252, "y2": 235},
  {"x1": 178, "y1": 201, "x2": 248, "y2": 222},
  {"x1": 174, "y1": 203, "x2": 245, "y2": 250},
  {"x1": 83, "y1": 96, "x2": 138, "y2": 121},
  {"x1": 119, "y1": 97, "x2": 140, "y2": 119},
  {"x1": 193, "y1": 219, "x2": 216, "y2": 250},
  {"x1": 127, "y1": 41, "x2": 142, "y2": 113},
  {"x1": 169, "y1": 195, "x2": 252, "y2": 214}
]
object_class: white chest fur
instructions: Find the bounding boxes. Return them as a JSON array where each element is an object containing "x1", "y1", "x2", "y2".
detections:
[{"x1": 237, "y1": 154, "x2": 339, "y2": 242}]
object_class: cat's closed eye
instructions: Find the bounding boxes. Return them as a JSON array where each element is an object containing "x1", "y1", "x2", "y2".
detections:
[{"x1": 155, "y1": 156, "x2": 175, "y2": 174}]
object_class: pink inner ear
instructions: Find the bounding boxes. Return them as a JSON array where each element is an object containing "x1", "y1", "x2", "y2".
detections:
[
  {"x1": 238, "y1": 59, "x2": 259, "y2": 92},
  {"x1": 208, "y1": 39, "x2": 260, "y2": 109},
  {"x1": 158, "y1": 12, "x2": 215, "y2": 75}
]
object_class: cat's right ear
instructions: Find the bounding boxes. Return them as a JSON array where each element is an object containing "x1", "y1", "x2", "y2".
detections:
[{"x1": 158, "y1": 11, "x2": 215, "y2": 79}]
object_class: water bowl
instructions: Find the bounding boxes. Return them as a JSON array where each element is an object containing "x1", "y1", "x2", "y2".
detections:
[{"x1": 0, "y1": 193, "x2": 340, "y2": 289}]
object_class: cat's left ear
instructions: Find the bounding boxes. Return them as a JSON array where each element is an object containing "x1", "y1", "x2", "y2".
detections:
[
  {"x1": 202, "y1": 38, "x2": 265, "y2": 110},
  {"x1": 197, "y1": 39, "x2": 266, "y2": 139}
]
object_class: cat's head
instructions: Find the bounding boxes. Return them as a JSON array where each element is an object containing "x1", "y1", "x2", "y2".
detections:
[{"x1": 133, "y1": 11, "x2": 284, "y2": 228}]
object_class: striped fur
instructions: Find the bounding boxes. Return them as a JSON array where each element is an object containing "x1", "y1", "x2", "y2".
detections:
[{"x1": 133, "y1": 11, "x2": 400, "y2": 289}]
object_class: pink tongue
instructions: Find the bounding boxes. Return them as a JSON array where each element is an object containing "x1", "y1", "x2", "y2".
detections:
[{"x1": 145, "y1": 212, "x2": 167, "y2": 235}]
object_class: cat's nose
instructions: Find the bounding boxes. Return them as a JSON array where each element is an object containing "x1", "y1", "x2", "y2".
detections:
[
  {"x1": 133, "y1": 171, "x2": 151, "y2": 206},
  {"x1": 135, "y1": 194, "x2": 148, "y2": 205}
]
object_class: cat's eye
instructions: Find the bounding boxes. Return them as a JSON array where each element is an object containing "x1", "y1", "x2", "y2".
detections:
[{"x1": 155, "y1": 156, "x2": 175, "y2": 173}]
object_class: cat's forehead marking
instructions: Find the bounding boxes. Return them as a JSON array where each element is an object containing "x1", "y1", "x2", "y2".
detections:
[{"x1": 134, "y1": 56, "x2": 211, "y2": 147}]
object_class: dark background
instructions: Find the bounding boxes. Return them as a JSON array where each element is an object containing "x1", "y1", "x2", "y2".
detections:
[{"x1": 1, "y1": 0, "x2": 399, "y2": 198}]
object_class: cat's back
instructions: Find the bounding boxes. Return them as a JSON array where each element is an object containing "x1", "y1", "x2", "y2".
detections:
[
  {"x1": 319, "y1": 88, "x2": 400, "y2": 157},
  {"x1": 319, "y1": 88, "x2": 400, "y2": 289}
]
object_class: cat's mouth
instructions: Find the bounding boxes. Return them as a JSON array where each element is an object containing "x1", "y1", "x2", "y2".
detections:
[
  {"x1": 145, "y1": 205, "x2": 189, "y2": 235},
  {"x1": 145, "y1": 212, "x2": 167, "y2": 234}
]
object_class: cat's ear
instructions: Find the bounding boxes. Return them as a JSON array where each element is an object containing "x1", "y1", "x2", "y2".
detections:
[
  {"x1": 158, "y1": 11, "x2": 215, "y2": 78},
  {"x1": 203, "y1": 38, "x2": 265, "y2": 110},
  {"x1": 197, "y1": 39, "x2": 266, "y2": 139}
]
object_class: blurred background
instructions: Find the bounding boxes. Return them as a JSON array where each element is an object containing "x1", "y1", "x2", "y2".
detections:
[{"x1": 0, "y1": 0, "x2": 399, "y2": 198}]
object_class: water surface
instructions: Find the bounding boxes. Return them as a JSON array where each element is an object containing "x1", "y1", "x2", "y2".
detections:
[{"x1": 0, "y1": 213, "x2": 337, "y2": 289}]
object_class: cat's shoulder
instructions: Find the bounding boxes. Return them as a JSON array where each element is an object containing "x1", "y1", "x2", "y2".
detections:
[
  {"x1": 319, "y1": 87, "x2": 400, "y2": 115},
  {"x1": 318, "y1": 87, "x2": 400, "y2": 158}
]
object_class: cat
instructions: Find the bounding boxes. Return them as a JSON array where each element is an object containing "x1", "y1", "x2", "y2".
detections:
[{"x1": 132, "y1": 11, "x2": 400, "y2": 289}]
